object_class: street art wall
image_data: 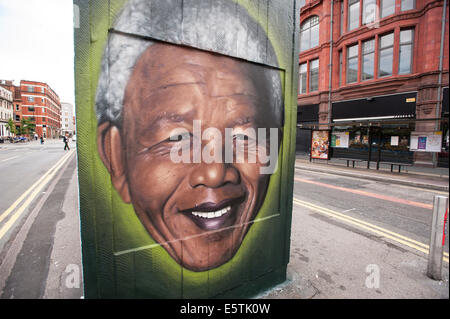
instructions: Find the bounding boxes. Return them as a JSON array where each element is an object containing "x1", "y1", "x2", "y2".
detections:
[{"x1": 74, "y1": 0, "x2": 300, "y2": 298}]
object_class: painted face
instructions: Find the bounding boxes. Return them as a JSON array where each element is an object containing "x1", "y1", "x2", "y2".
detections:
[{"x1": 117, "y1": 43, "x2": 278, "y2": 272}]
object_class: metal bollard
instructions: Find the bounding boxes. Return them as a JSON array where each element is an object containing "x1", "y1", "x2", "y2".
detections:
[{"x1": 427, "y1": 195, "x2": 449, "y2": 281}]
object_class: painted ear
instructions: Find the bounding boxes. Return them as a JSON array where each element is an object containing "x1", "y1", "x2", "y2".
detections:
[{"x1": 97, "y1": 122, "x2": 131, "y2": 203}]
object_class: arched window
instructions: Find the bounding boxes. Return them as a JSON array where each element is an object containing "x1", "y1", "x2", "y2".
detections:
[{"x1": 300, "y1": 15, "x2": 319, "y2": 52}]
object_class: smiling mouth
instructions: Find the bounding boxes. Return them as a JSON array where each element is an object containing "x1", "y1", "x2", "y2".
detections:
[
  {"x1": 180, "y1": 196, "x2": 245, "y2": 231},
  {"x1": 191, "y1": 206, "x2": 232, "y2": 219}
]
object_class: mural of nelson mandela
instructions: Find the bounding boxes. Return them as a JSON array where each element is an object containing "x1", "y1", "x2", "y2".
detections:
[{"x1": 95, "y1": 0, "x2": 284, "y2": 272}]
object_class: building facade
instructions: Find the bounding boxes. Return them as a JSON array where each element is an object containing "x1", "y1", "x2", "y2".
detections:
[
  {"x1": 297, "y1": 0, "x2": 449, "y2": 167},
  {"x1": 0, "y1": 80, "x2": 23, "y2": 133},
  {"x1": 61, "y1": 102, "x2": 75, "y2": 136},
  {"x1": 0, "y1": 85, "x2": 14, "y2": 138},
  {"x1": 20, "y1": 80, "x2": 62, "y2": 139}
]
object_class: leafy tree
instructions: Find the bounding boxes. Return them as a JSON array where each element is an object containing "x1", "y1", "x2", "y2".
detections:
[
  {"x1": 6, "y1": 118, "x2": 15, "y2": 136},
  {"x1": 20, "y1": 118, "x2": 36, "y2": 136}
]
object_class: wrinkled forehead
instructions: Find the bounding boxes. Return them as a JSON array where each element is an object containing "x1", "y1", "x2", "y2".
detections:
[{"x1": 124, "y1": 43, "x2": 261, "y2": 98}]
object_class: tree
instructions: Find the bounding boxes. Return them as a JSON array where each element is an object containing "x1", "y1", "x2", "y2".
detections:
[
  {"x1": 20, "y1": 118, "x2": 36, "y2": 136},
  {"x1": 6, "y1": 118, "x2": 15, "y2": 136}
]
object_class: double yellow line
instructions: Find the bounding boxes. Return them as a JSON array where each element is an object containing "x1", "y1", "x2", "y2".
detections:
[
  {"x1": 0, "y1": 150, "x2": 74, "y2": 241},
  {"x1": 293, "y1": 197, "x2": 449, "y2": 264}
]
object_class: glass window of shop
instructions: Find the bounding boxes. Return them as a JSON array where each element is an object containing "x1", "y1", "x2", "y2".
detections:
[
  {"x1": 331, "y1": 124, "x2": 415, "y2": 162},
  {"x1": 401, "y1": 0, "x2": 415, "y2": 11},
  {"x1": 363, "y1": 0, "x2": 376, "y2": 25},
  {"x1": 299, "y1": 63, "x2": 307, "y2": 94},
  {"x1": 348, "y1": 0, "x2": 360, "y2": 31},
  {"x1": 381, "y1": 0, "x2": 395, "y2": 18},
  {"x1": 347, "y1": 44, "x2": 359, "y2": 83},
  {"x1": 309, "y1": 59, "x2": 319, "y2": 92},
  {"x1": 300, "y1": 15, "x2": 319, "y2": 52},
  {"x1": 399, "y1": 29, "x2": 414, "y2": 74},
  {"x1": 362, "y1": 38, "x2": 375, "y2": 81},
  {"x1": 379, "y1": 32, "x2": 394, "y2": 77}
]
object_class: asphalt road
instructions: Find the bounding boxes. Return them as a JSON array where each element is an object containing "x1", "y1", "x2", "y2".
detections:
[
  {"x1": 293, "y1": 167, "x2": 449, "y2": 257},
  {"x1": 0, "y1": 140, "x2": 76, "y2": 298},
  {"x1": 0, "y1": 140, "x2": 70, "y2": 213}
]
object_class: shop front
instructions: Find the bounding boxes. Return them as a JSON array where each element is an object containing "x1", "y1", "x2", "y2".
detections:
[{"x1": 330, "y1": 92, "x2": 417, "y2": 165}]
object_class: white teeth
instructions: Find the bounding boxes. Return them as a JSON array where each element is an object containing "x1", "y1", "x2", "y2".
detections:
[{"x1": 192, "y1": 206, "x2": 231, "y2": 219}]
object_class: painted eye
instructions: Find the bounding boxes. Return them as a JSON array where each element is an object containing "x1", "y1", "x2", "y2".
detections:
[
  {"x1": 233, "y1": 134, "x2": 250, "y2": 141},
  {"x1": 169, "y1": 130, "x2": 191, "y2": 142}
]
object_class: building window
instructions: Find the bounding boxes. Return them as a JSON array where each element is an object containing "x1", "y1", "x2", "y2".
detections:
[
  {"x1": 399, "y1": 29, "x2": 414, "y2": 74},
  {"x1": 339, "y1": 50, "x2": 343, "y2": 86},
  {"x1": 16, "y1": 104, "x2": 19, "y2": 111},
  {"x1": 15, "y1": 115, "x2": 20, "y2": 121},
  {"x1": 381, "y1": 0, "x2": 395, "y2": 18},
  {"x1": 300, "y1": 15, "x2": 319, "y2": 52},
  {"x1": 363, "y1": 0, "x2": 376, "y2": 25},
  {"x1": 309, "y1": 59, "x2": 319, "y2": 92},
  {"x1": 340, "y1": 1, "x2": 344, "y2": 35},
  {"x1": 362, "y1": 38, "x2": 375, "y2": 81},
  {"x1": 299, "y1": 63, "x2": 307, "y2": 94},
  {"x1": 401, "y1": 0, "x2": 415, "y2": 11},
  {"x1": 379, "y1": 32, "x2": 394, "y2": 77},
  {"x1": 41, "y1": 87, "x2": 45, "y2": 93},
  {"x1": 27, "y1": 86, "x2": 33, "y2": 92},
  {"x1": 28, "y1": 96, "x2": 34, "y2": 102},
  {"x1": 348, "y1": 0, "x2": 360, "y2": 31},
  {"x1": 347, "y1": 44, "x2": 359, "y2": 83}
]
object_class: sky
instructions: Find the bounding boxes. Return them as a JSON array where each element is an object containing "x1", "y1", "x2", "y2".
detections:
[{"x1": 0, "y1": 0, "x2": 75, "y2": 106}]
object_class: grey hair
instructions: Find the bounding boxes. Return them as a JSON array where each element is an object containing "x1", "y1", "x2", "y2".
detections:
[{"x1": 96, "y1": 0, "x2": 283, "y2": 127}]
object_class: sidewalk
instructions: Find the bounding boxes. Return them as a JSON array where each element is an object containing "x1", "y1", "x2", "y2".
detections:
[
  {"x1": 0, "y1": 138, "x2": 66, "y2": 149},
  {"x1": 294, "y1": 153, "x2": 449, "y2": 192},
  {"x1": 261, "y1": 201, "x2": 449, "y2": 299}
]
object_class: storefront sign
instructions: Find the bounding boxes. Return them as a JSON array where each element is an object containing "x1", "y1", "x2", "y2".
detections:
[
  {"x1": 410, "y1": 132, "x2": 443, "y2": 152},
  {"x1": 391, "y1": 136, "x2": 399, "y2": 146},
  {"x1": 311, "y1": 130, "x2": 330, "y2": 159}
]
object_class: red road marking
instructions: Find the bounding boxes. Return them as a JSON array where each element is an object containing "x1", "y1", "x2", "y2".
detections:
[{"x1": 294, "y1": 177, "x2": 433, "y2": 210}]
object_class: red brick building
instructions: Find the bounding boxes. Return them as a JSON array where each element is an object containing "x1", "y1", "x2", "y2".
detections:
[
  {"x1": 297, "y1": 0, "x2": 449, "y2": 167},
  {"x1": 20, "y1": 80, "x2": 61, "y2": 139}
]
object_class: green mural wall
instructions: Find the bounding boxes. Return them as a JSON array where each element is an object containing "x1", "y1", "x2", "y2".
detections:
[{"x1": 74, "y1": 0, "x2": 300, "y2": 298}]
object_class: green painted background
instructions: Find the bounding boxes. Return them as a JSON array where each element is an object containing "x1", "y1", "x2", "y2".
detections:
[{"x1": 74, "y1": 0, "x2": 300, "y2": 298}]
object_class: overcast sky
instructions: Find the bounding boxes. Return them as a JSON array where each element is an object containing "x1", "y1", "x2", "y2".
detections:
[{"x1": 0, "y1": 0, "x2": 75, "y2": 106}]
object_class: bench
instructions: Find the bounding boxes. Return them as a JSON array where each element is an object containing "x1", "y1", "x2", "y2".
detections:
[
  {"x1": 335, "y1": 158, "x2": 364, "y2": 168},
  {"x1": 378, "y1": 161, "x2": 413, "y2": 173}
]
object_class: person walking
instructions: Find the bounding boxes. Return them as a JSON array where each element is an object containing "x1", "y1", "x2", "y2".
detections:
[
  {"x1": 63, "y1": 133, "x2": 70, "y2": 151},
  {"x1": 40, "y1": 136, "x2": 44, "y2": 145}
]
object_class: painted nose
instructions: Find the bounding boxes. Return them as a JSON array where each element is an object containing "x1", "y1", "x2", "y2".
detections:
[{"x1": 189, "y1": 163, "x2": 240, "y2": 188}]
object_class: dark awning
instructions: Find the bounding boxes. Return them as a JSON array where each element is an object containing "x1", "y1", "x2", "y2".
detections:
[
  {"x1": 297, "y1": 104, "x2": 319, "y2": 123},
  {"x1": 332, "y1": 92, "x2": 417, "y2": 121}
]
